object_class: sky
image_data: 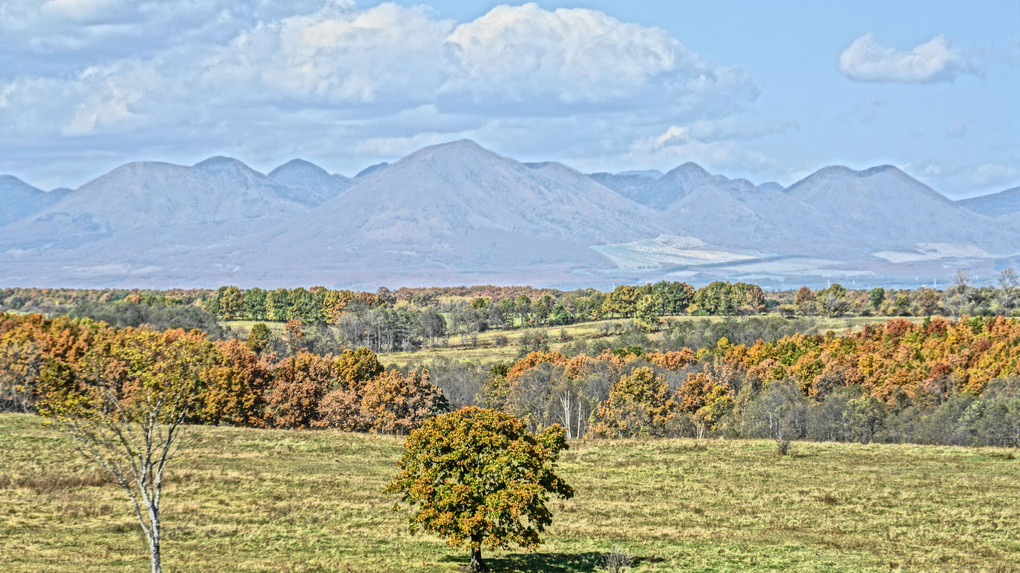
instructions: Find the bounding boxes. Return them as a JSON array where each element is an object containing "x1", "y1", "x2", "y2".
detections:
[{"x1": 0, "y1": 0, "x2": 1017, "y2": 198}]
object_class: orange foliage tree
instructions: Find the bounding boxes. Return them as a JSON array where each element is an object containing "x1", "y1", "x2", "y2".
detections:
[
  {"x1": 360, "y1": 369, "x2": 448, "y2": 434},
  {"x1": 385, "y1": 407, "x2": 573, "y2": 572},
  {"x1": 591, "y1": 367, "x2": 678, "y2": 437}
]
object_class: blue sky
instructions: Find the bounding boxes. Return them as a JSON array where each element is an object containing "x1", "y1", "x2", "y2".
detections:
[{"x1": 1, "y1": 1, "x2": 1016, "y2": 198}]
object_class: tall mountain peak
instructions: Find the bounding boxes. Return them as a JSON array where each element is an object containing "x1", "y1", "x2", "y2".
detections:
[
  {"x1": 268, "y1": 158, "x2": 350, "y2": 207},
  {"x1": 193, "y1": 156, "x2": 257, "y2": 173},
  {"x1": 270, "y1": 159, "x2": 329, "y2": 178},
  {"x1": 400, "y1": 139, "x2": 498, "y2": 164}
]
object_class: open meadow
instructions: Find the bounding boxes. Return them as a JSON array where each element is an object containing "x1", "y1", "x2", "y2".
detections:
[{"x1": 0, "y1": 413, "x2": 1017, "y2": 572}]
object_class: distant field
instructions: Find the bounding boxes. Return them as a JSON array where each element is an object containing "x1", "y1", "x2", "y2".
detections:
[
  {"x1": 1, "y1": 413, "x2": 1016, "y2": 572},
  {"x1": 222, "y1": 314, "x2": 928, "y2": 367}
]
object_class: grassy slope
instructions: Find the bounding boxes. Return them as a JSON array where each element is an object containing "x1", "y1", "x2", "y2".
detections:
[
  {"x1": 1, "y1": 414, "x2": 1017, "y2": 572},
  {"x1": 224, "y1": 315, "x2": 927, "y2": 368}
]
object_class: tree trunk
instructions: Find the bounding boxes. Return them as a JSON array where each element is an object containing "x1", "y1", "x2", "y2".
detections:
[
  {"x1": 148, "y1": 500, "x2": 161, "y2": 573},
  {"x1": 469, "y1": 547, "x2": 487, "y2": 572},
  {"x1": 149, "y1": 529, "x2": 161, "y2": 573}
]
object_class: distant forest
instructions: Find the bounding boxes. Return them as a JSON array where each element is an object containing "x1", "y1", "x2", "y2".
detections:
[{"x1": 1, "y1": 268, "x2": 1018, "y2": 356}]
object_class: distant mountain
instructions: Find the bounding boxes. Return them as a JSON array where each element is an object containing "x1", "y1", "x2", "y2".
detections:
[
  {"x1": 1, "y1": 141, "x2": 1018, "y2": 289},
  {"x1": 588, "y1": 171, "x2": 668, "y2": 207},
  {"x1": 618, "y1": 170, "x2": 664, "y2": 178},
  {"x1": 264, "y1": 140, "x2": 664, "y2": 282},
  {"x1": 958, "y1": 186, "x2": 1020, "y2": 218},
  {"x1": 0, "y1": 157, "x2": 307, "y2": 251},
  {"x1": 0, "y1": 175, "x2": 70, "y2": 227},
  {"x1": 778, "y1": 165, "x2": 1020, "y2": 259},
  {"x1": 665, "y1": 178, "x2": 792, "y2": 248},
  {"x1": 354, "y1": 162, "x2": 390, "y2": 181},
  {"x1": 591, "y1": 162, "x2": 729, "y2": 209},
  {"x1": 268, "y1": 159, "x2": 352, "y2": 207}
]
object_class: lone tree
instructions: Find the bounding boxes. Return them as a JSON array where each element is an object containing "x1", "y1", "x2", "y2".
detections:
[
  {"x1": 38, "y1": 327, "x2": 215, "y2": 573},
  {"x1": 385, "y1": 407, "x2": 574, "y2": 572}
]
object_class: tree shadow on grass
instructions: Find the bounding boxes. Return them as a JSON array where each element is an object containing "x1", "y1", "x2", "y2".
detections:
[{"x1": 439, "y1": 551, "x2": 661, "y2": 572}]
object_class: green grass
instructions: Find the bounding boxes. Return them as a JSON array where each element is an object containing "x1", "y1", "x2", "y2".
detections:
[{"x1": 1, "y1": 414, "x2": 1017, "y2": 572}]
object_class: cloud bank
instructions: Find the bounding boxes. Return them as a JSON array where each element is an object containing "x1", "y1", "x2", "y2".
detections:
[
  {"x1": 839, "y1": 33, "x2": 981, "y2": 83},
  {"x1": 0, "y1": 1, "x2": 769, "y2": 182}
]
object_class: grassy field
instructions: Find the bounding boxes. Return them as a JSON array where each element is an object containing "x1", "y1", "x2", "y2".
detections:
[
  {"x1": 224, "y1": 315, "x2": 927, "y2": 368},
  {"x1": 1, "y1": 414, "x2": 1017, "y2": 572}
]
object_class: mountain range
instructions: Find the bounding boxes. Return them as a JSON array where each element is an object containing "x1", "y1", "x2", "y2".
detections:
[
  {"x1": 1, "y1": 140, "x2": 1017, "y2": 289},
  {"x1": 0, "y1": 175, "x2": 71, "y2": 228}
]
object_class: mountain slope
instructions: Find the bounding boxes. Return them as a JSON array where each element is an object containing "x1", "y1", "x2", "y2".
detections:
[
  {"x1": 958, "y1": 187, "x2": 1020, "y2": 218},
  {"x1": 664, "y1": 180, "x2": 792, "y2": 249},
  {"x1": 0, "y1": 175, "x2": 70, "y2": 227},
  {"x1": 264, "y1": 140, "x2": 666, "y2": 277},
  {"x1": 305, "y1": 140, "x2": 661, "y2": 243},
  {"x1": 781, "y1": 165, "x2": 1020, "y2": 258},
  {"x1": 268, "y1": 159, "x2": 352, "y2": 206},
  {"x1": 591, "y1": 162, "x2": 721, "y2": 209}
]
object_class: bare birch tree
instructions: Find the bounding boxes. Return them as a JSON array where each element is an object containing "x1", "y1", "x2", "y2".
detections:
[
  {"x1": 39, "y1": 328, "x2": 214, "y2": 573},
  {"x1": 998, "y1": 267, "x2": 1019, "y2": 313}
]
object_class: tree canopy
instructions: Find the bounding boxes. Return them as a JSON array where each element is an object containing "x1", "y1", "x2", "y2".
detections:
[{"x1": 385, "y1": 407, "x2": 574, "y2": 572}]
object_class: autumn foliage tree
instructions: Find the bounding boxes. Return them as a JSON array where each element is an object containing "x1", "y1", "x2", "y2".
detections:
[
  {"x1": 202, "y1": 339, "x2": 272, "y2": 427},
  {"x1": 264, "y1": 351, "x2": 336, "y2": 429},
  {"x1": 359, "y1": 369, "x2": 447, "y2": 434},
  {"x1": 385, "y1": 407, "x2": 574, "y2": 572},
  {"x1": 591, "y1": 367, "x2": 678, "y2": 438},
  {"x1": 315, "y1": 347, "x2": 386, "y2": 431}
]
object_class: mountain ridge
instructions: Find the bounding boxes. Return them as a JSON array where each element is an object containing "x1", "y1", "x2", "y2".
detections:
[
  {"x1": 958, "y1": 186, "x2": 1020, "y2": 218},
  {"x1": 0, "y1": 140, "x2": 1017, "y2": 289}
]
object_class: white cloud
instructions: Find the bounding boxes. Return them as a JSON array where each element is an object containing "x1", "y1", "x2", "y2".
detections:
[
  {"x1": 0, "y1": 2, "x2": 767, "y2": 181},
  {"x1": 444, "y1": 4, "x2": 689, "y2": 103},
  {"x1": 665, "y1": 118, "x2": 796, "y2": 143},
  {"x1": 194, "y1": 2, "x2": 756, "y2": 115},
  {"x1": 41, "y1": 0, "x2": 125, "y2": 22},
  {"x1": 839, "y1": 33, "x2": 982, "y2": 83},
  {"x1": 628, "y1": 123, "x2": 780, "y2": 174},
  {"x1": 201, "y1": 3, "x2": 455, "y2": 105},
  {"x1": 0, "y1": 0, "x2": 329, "y2": 66},
  {"x1": 947, "y1": 118, "x2": 969, "y2": 138},
  {"x1": 62, "y1": 63, "x2": 159, "y2": 136},
  {"x1": 967, "y1": 164, "x2": 1020, "y2": 188},
  {"x1": 1, "y1": 3, "x2": 759, "y2": 127}
]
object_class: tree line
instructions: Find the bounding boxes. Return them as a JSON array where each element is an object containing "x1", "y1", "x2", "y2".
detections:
[
  {"x1": 3, "y1": 269, "x2": 1018, "y2": 348},
  {"x1": 4, "y1": 310, "x2": 1017, "y2": 448},
  {"x1": 468, "y1": 314, "x2": 1020, "y2": 447},
  {"x1": 0, "y1": 313, "x2": 446, "y2": 433}
]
